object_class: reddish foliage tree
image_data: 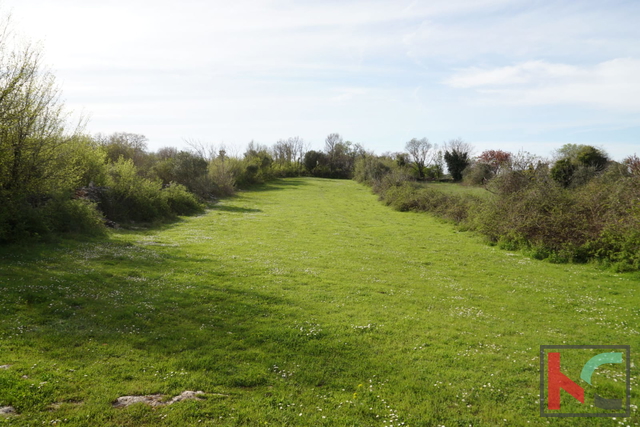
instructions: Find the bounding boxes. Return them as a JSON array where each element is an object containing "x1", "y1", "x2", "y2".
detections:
[{"x1": 477, "y1": 150, "x2": 512, "y2": 175}]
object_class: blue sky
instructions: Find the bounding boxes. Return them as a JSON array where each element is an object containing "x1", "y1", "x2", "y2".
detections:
[{"x1": 4, "y1": 0, "x2": 639, "y2": 160}]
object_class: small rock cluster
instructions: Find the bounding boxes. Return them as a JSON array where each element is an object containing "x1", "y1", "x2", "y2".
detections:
[{"x1": 112, "y1": 391, "x2": 205, "y2": 408}]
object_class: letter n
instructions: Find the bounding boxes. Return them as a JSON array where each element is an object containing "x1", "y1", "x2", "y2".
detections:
[{"x1": 548, "y1": 352, "x2": 584, "y2": 410}]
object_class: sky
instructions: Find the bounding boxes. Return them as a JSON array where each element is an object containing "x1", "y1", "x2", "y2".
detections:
[{"x1": 3, "y1": 0, "x2": 639, "y2": 160}]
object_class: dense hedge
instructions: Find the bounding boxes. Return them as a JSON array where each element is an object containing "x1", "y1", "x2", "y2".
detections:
[{"x1": 356, "y1": 156, "x2": 640, "y2": 272}]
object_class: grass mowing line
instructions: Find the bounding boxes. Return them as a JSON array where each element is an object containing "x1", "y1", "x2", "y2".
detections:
[{"x1": 0, "y1": 177, "x2": 637, "y2": 426}]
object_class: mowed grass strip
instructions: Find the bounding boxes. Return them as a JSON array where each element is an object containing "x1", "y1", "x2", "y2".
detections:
[{"x1": 0, "y1": 177, "x2": 638, "y2": 426}]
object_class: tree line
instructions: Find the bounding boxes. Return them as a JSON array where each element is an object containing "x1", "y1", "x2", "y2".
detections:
[
  {"x1": 1, "y1": 19, "x2": 639, "y2": 273},
  {"x1": 354, "y1": 142, "x2": 640, "y2": 272}
]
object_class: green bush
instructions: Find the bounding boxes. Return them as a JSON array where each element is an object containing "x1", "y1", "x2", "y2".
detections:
[
  {"x1": 353, "y1": 155, "x2": 393, "y2": 185},
  {"x1": 361, "y1": 156, "x2": 640, "y2": 271},
  {"x1": 0, "y1": 198, "x2": 49, "y2": 242},
  {"x1": 382, "y1": 182, "x2": 420, "y2": 211},
  {"x1": 162, "y1": 183, "x2": 204, "y2": 216},
  {"x1": 579, "y1": 175, "x2": 640, "y2": 270},
  {"x1": 550, "y1": 158, "x2": 576, "y2": 187},
  {"x1": 463, "y1": 162, "x2": 493, "y2": 185},
  {"x1": 208, "y1": 158, "x2": 236, "y2": 196},
  {"x1": 43, "y1": 196, "x2": 106, "y2": 236},
  {"x1": 0, "y1": 195, "x2": 105, "y2": 243},
  {"x1": 153, "y1": 150, "x2": 216, "y2": 198},
  {"x1": 102, "y1": 158, "x2": 171, "y2": 222}
]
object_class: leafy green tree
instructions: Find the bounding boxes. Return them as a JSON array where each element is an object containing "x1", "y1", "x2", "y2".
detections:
[
  {"x1": 550, "y1": 158, "x2": 576, "y2": 187},
  {"x1": 576, "y1": 146, "x2": 608, "y2": 170},
  {"x1": 0, "y1": 22, "x2": 111, "y2": 241},
  {"x1": 353, "y1": 153, "x2": 393, "y2": 184},
  {"x1": 444, "y1": 139, "x2": 473, "y2": 181},
  {"x1": 0, "y1": 43, "x2": 71, "y2": 198},
  {"x1": 555, "y1": 143, "x2": 583, "y2": 159},
  {"x1": 551, "y1": 144, "x2": 609, "y2": 187},
  {"x1": 95, "y1": 132, "x2": 154, "y2": 174},
  {"x1": 237, "y1": 141, "x2": 273, "y2": 185},
  {"x1": 394, "y1": 152, "x2": 409, "y2": 168},
  {"x1": 304, "y1": 150, "x2": 328, "y2": 174},
  {"x1": 153, "y1": 150, "x2": 210, "y2": 196}
]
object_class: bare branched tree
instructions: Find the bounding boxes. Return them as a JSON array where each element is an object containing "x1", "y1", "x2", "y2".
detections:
[
  {"x1": 405, "y1": 137, "x2": 434, "y2": 179},
  {"x1": 184, "y1": 138, "x2": 218, "y2": 161},
  {"x1": 444, "y1": 138, "x2": 473, "y2": 156},
  {"x1": 271, "y1": 136, "x2": 307, "y2": 169},
  {"x1": 290, "y1": 136, "x2": 308, "y2": 167}
]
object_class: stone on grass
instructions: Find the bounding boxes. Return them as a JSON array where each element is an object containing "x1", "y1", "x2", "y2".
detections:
[
  {"x1": 0, "y1": 406, "x2": 16, "y2": 416},
  {"x1": 112, "y1": 391, "x2": 205, "y2": 408}
]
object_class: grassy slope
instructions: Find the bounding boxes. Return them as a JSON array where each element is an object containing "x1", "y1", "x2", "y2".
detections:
[
  {"x1": 418, "y1": 181, "x2": 492, "y2": 198},
  {"x1": 0, "y1": 177, "x2": 638, "y2": 426}
]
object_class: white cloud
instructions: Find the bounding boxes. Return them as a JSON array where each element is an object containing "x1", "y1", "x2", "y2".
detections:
[
  {"x1": 402, "y1": 1, "x2": 640, "y2": 63},
  {"x1": 445, "y1": 61, "x2": 577, "y2": 88},
  {"x1": 445, "y1": 58, "x2": 640, "y2": 111},
  {"x1": 2, "y1": 0, "x2": 639, "y2": 154}
]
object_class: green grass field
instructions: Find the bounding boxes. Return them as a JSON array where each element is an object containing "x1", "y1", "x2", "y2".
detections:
[
  {"x1": 0, "y1": 177, "x2": 638, "y2": 426},
  {"x1": 418, "y1": 182, "x2": 493, "y2": 199}
]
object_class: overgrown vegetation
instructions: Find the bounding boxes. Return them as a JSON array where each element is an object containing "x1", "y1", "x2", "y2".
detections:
[
  {"x1": 0, "y1": 28, "x2": 363, "y2": 243},
  {"x1": 1, "y1": 15, "x2": 638, "y2": 274},
  {"x1": 355, "y1": 145, "x2": 640, "y2": 271}
]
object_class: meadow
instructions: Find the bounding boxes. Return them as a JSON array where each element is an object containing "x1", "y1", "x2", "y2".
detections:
[
  {"x1": 417, "y1": 182, "x2": 492, "y2": 199},
  {"x1": 0, "y1": 177, "x2": 638, "y2": 426}
]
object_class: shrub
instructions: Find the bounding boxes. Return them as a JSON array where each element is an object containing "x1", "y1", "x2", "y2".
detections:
[
  {"x1": 42, "y1": 196, "x2": 106, "y2": 235},
  {"x1": 162, "y1": 183, "x2": 204, "y2": 216},
  {"x1": 576, "y1": 145, "x2": 608, "y2": 170},
  {"x1": 0, "y1": 198, "x2": 50, "y2": 243},
  {"x1": 579, "y1": 175, "x2": 640, "y2": 269},
  {"x1": 101, "y1": 158, "x2": 171, "y2": 222},
  {"x1": 382, "y1": 181, "x2": 420, "y2": 211},
  {"x1": 208, "y1": 158, "x2": 236, "y2": 196},
  {"x1": 463, "y1": 162, "x2": 493, "y2": 185},
  {"x1": 550, "y1": 158, "x2": 576, "y2": 187},
  {"x1": 0, "y1": 195, "x2": 105, "y2": 243},
  {"x1": 357, "y1": 145, "x2": 639, "y2": 271},
  {"x1": 304, "y1": 150, "x2": 329, "y2": 176},
  {"x1": 353, "y1": 155, "x2": 393, "y2": 185}
]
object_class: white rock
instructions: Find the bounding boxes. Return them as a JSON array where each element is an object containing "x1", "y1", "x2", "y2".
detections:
[
  {"x1": 0, "y1": 406, "x2": 16, "y2": 415},
  {"x1": 112, "y1": 391, "x2": 205, "y2": 408},
  {"x1": 112, "y1": 394, "x2": 163, "y2": 408}
]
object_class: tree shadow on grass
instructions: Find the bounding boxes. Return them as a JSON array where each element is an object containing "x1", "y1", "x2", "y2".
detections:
[
  {"x1": 0, "y1": 237, "x2": 375, "y2": 413},
  {"x1": 207, "y1": 205, "x2": 262, "y2": 213},
  {"x1": 238, "y1": 178, "x2": 310, "y2": 193}
]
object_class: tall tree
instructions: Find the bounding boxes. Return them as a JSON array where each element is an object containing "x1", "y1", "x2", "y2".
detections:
[
  {"x1": 95, "y1": 132, "x2": 149, "y2": 168},
  {"x1": 0, "y1": 27, "x2": 73, "y2": 198},
  {"x1": 405, "y1": 137, "x2": 434, "y2": 179},
  {"x1": 477, "y1": 149, "x2": 512, "y2": 175},
  {"x1": 324, "y1": 133, "x2": 343, "y2": 173},
  {"x1": 444, "y1": 138, "x2": 473, "y2": 181},
  {"x1": 550, "y1": 144, "x2": 609, "y2": 187}
]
